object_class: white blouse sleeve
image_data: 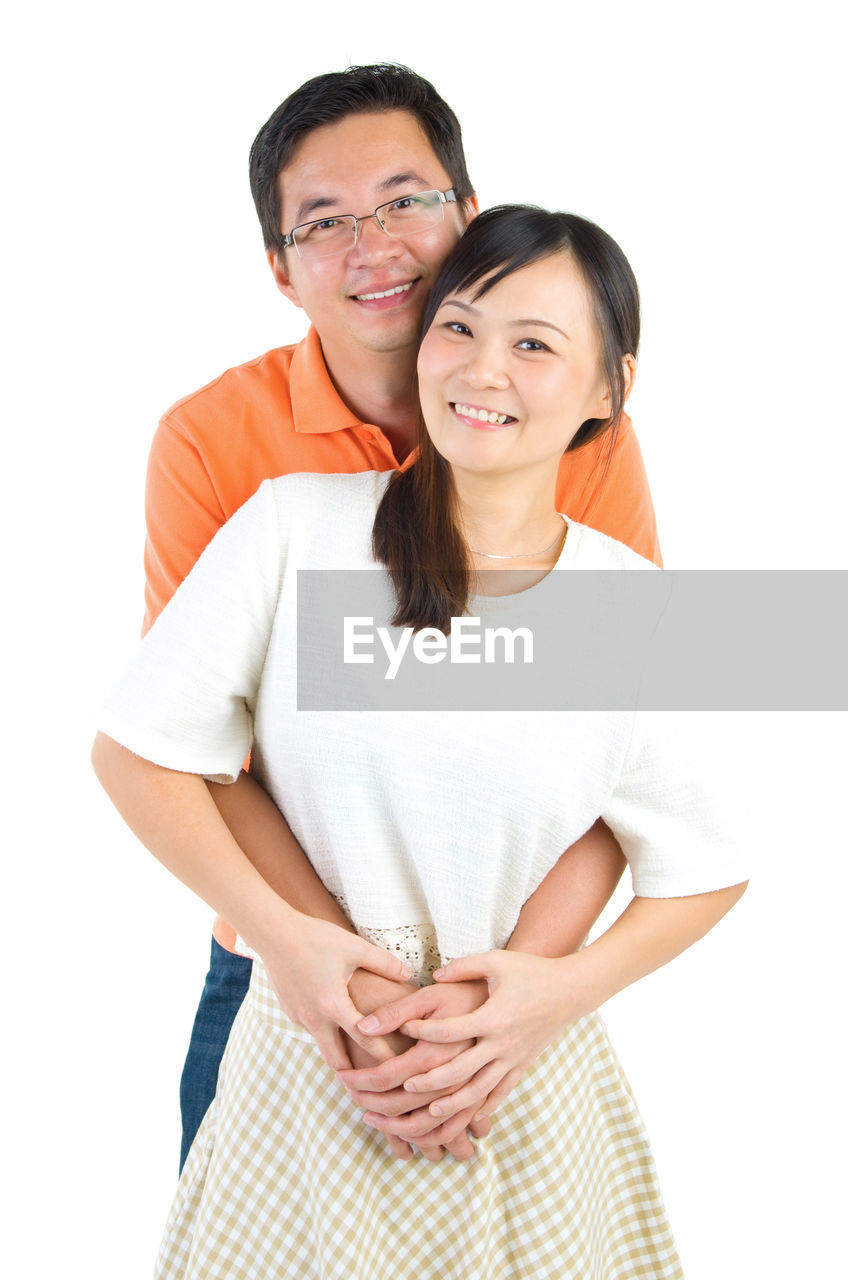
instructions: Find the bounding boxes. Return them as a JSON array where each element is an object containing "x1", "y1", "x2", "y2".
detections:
[
  {"x1": 99, "y1": 479, "x2": 285, "y2": 783},
  {"x1": 602, "y1": 712, "x2": 750, "y2": 897}
]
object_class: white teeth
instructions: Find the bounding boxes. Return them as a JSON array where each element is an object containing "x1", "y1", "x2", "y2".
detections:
[
  {"x1": 355, "y1": 282, "x2": 414, "y2": 301},
  {"x1": 453, "y1": 403, "x2": 511, "y2": 425}
]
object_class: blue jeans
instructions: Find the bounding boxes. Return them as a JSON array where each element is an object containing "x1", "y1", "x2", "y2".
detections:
[{"x1": 179, "y1": 937, "x2": 253, "y2": 1173}]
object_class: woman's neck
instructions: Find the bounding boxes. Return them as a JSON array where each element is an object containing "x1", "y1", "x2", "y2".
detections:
[{"x1": 453, "y1": 466, "x2": 566, "y2": 596}]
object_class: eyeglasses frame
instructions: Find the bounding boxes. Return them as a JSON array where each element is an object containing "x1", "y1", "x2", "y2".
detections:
[{"x1": 281, "y1": 188, "x2": 458, "y2": 257}]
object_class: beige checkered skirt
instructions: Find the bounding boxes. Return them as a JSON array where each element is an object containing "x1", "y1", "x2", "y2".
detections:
[{"x1": 157, "y1": 962, "x2": 683, "y2": 1279}]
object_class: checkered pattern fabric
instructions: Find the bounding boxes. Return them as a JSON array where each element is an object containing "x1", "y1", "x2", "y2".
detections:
[{"x1": 156, "y1": 962, "x2": 682, "y2": 1279}]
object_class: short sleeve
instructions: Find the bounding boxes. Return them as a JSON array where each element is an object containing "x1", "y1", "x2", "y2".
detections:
[
  {"x1": 602, "y1": 712, "x2": 750, "y2": 897},
  {"x1": 100, "y1": 479, "x2": 284, "y2": 783}
]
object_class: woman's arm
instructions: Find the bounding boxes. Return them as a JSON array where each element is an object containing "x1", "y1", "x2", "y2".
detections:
[
  {"x1": 92, "y1": 733, "x2": 414, "y2": 1070},
  {"x1": 350, "y1": 882, "x2": 747, "y2": 1138}
]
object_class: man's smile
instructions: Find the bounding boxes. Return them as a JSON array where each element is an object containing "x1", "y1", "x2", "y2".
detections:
[{"x1": 351, "y1": 280, "x2": 417, "y2": 302}]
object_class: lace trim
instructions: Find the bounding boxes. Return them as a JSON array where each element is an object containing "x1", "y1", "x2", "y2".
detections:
[
  {"x1": 356, "y1": 921, "x2": 444, "y2": 985},
  {"x1": 235, "y1": 905, "x2": 447, "y2": 986}
]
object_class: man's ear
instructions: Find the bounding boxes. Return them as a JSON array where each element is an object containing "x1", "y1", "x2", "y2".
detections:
[
  {"x1": 462, "y1": 193, "x2": 480, "y2": 226},
  {"x1": 267, "y1": 249, "x2": 303, "y2": 309}
]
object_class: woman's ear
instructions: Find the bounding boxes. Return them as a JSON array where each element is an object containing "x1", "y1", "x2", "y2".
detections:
[
  {"x1": 591, "y1": 354, "x2": 637, "y2": 422},
  {"x1": 267, "y1": 249, "x2": 303, "y2": 309},
  {"x1": 621, "y1": 354, "x2": 637, "y2": 405}
]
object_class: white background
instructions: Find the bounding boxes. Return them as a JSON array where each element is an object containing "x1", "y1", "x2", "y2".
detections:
[{"x1": 3, "y1": 2, "x2": 846, "y2": 1276}]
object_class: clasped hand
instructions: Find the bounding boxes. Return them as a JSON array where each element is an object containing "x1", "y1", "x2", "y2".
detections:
[
  {"x1": 264, "y1": 917, "x2": 582, "y2": 1162},
  {"x1": 337, "y1": 949, "x2": 584, "y2": 1161}
]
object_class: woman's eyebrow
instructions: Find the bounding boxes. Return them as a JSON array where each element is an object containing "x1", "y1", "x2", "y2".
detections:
[
  {"x1": 441, "y1": 299, "x2": 569, "y2": 340},
  {"x1": 509, "y1": 318, "x2": 570, "y2": 340}
]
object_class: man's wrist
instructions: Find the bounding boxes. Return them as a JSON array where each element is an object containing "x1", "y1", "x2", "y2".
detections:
[{"x1": 349, "y1": 968, "x2": 418, "y2": 1016}]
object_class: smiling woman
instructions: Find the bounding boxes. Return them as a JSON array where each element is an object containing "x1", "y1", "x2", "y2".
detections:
[
  {"x1": 93, "y1": 202, "x2": 747, "y2": 1279},
  {"x1": 419, "y1": 255, "x2": 615, "y2": 474},
  {"x1": 375, "y1": 204, "x2": 641, "y2": 629}
]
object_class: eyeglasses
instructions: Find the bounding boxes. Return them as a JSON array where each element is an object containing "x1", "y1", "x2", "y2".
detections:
[{"x1": 282, "y1": 188, "x2": 457, "y2": 260}]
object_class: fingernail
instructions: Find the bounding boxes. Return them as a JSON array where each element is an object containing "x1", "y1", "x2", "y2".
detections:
[
  {"x1": 473, "y1": 1111, "x2": 488, "y2": 1122},
  {"x1": 430, "y1": 1104, "x2": 445, "y2": 1117},
  {"x1": 400, "y1": 964, "x2": 413, "y2": 979},
  {"x1": 432, "y1": 967, "x2": 445, "y2": 979},
  {"x1": 358, "y1": 1015, "x2": 379, "y2": 1032}
]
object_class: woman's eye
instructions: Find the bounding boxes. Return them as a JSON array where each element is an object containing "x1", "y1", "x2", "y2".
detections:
[
  {"x1": 517, "y1": 338, "x2": 550, "y2": 353},
  {"x1": 444, "y1": 321, "x2": 472, "y2": 336}
]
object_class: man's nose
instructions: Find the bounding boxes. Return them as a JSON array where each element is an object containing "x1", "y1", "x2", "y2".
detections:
[{"x1": 348, "y1": 214, "x2": 403, "y2": 264}]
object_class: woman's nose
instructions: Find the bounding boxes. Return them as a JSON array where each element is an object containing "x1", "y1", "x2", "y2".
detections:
[{"x1": 461, "y1": 345, "x2": 510, "y2": 390}]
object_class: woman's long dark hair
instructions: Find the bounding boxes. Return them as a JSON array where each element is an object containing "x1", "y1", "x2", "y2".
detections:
[{"x1": 372, "y1": 205, "x2": 641, "y2": 632}]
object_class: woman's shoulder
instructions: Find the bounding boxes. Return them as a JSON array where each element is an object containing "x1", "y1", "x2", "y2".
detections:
[
  {"x1": 562, "y1": 517, "x2": 660, "y2": 572},
  {"x1": 241, "y1": 470, "x2": 393, "y2": 537},
  {"x1": 265, "y1": 469, "x2": 392, "y2": 508},
  {"x1": 244, "y1": 471, "x2": 392, "y2": 567}
]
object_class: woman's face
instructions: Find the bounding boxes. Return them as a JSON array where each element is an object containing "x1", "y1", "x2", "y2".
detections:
[{"x1": 417, "y1": 253, "x2": 615, "y2": 481}]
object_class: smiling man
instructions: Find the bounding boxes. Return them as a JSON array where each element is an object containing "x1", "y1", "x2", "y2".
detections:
[{"x1": 141, "y1": 64, "x2": 662, "y2": 1171}]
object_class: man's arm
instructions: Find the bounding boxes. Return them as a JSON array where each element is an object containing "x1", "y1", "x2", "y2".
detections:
[
  {"x1": 143, "y1": 419, "x2": 227, "y2": 634},
  {"x1": 211, "y1": 774, "x2": 624, "y2": 979},
  {"x1": 209, "y1": 770, "x2": 626, "y2": 1153}
]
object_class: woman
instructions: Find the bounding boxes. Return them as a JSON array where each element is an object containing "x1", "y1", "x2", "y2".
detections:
[{"x1": 94, "y1": 206, "x2": 747, "y2": 1278}]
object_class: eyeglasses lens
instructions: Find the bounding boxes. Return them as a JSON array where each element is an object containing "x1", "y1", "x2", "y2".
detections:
[{"x1": 294, "y1": 191, "x2": 445, "y2": 260}]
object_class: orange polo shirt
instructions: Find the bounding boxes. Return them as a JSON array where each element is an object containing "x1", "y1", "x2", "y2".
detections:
[{"x1": 143, "y1": 326, "x2": 662, "y2": 949}]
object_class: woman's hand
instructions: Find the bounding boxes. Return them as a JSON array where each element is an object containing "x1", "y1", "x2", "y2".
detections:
[
  {"x1": 359, "y1": 884, "x2": 749, "y2": 1121},
  {"x1": 357, "y1": 951, "x2": 587, "y2": 1121},
  {"x1": 259, "y1": 915, "x2": 414, "y2": 1072}
]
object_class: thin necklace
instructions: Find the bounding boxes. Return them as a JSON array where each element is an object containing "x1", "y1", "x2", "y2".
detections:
[{"x1": 469, "y1": 515, "x2": 567, "y2": 560}]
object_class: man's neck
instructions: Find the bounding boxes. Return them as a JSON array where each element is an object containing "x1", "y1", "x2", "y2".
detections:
[{"x1": 321, "y1": 339, "x2": 420, "y2": 463}]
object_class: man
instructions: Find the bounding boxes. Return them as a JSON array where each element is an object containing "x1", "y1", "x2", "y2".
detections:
[{"x1": 143, "y1": 64, "x2": 661, "y2": 1170}]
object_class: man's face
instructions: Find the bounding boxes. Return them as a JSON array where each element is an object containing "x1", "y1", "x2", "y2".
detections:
[{"x1": 270, "y1": 110, "x2": 474, "y2": 361}]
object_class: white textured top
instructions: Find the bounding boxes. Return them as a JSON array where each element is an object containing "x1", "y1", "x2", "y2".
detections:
[{"x1": 101, "y1": 472, "x2": 747, "y2": 967}]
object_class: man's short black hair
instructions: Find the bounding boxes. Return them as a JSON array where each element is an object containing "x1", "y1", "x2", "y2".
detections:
[{"x1": 249, "y1": 63, "x2": 474, "y2": 253}]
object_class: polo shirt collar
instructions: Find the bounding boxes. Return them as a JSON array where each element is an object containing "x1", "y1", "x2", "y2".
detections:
[{"x1": 290, "y1": 327, "x2": 365, "y2": 436}]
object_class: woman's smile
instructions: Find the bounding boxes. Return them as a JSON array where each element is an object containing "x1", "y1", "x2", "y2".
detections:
[{"x1": 450, "y1": 401, "x2": 518, "y2": 429}]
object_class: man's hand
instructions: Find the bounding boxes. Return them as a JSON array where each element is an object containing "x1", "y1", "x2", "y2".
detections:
[
  {"x1": 354, "y1": 952, "x2": 581, "y2": 1122},
  {"x1": 337, "y1": 978, "x2": 492, "y2": 1156},
  {"x1": 343, "y1": 971, "x2": 484, "y2": 1161}
]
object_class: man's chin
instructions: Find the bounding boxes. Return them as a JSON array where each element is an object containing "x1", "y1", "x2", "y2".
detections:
[{"x1": 351, "y1": 318, "x2": 422, "y2": 356}]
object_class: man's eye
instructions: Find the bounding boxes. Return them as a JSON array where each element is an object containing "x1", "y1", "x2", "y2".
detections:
[
  {"x1": 390, "y1": 197, "x2": 415, "y2": 211},
  {"x1": 298, "y1": 218, "x2": 345, "y2": 242}
]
